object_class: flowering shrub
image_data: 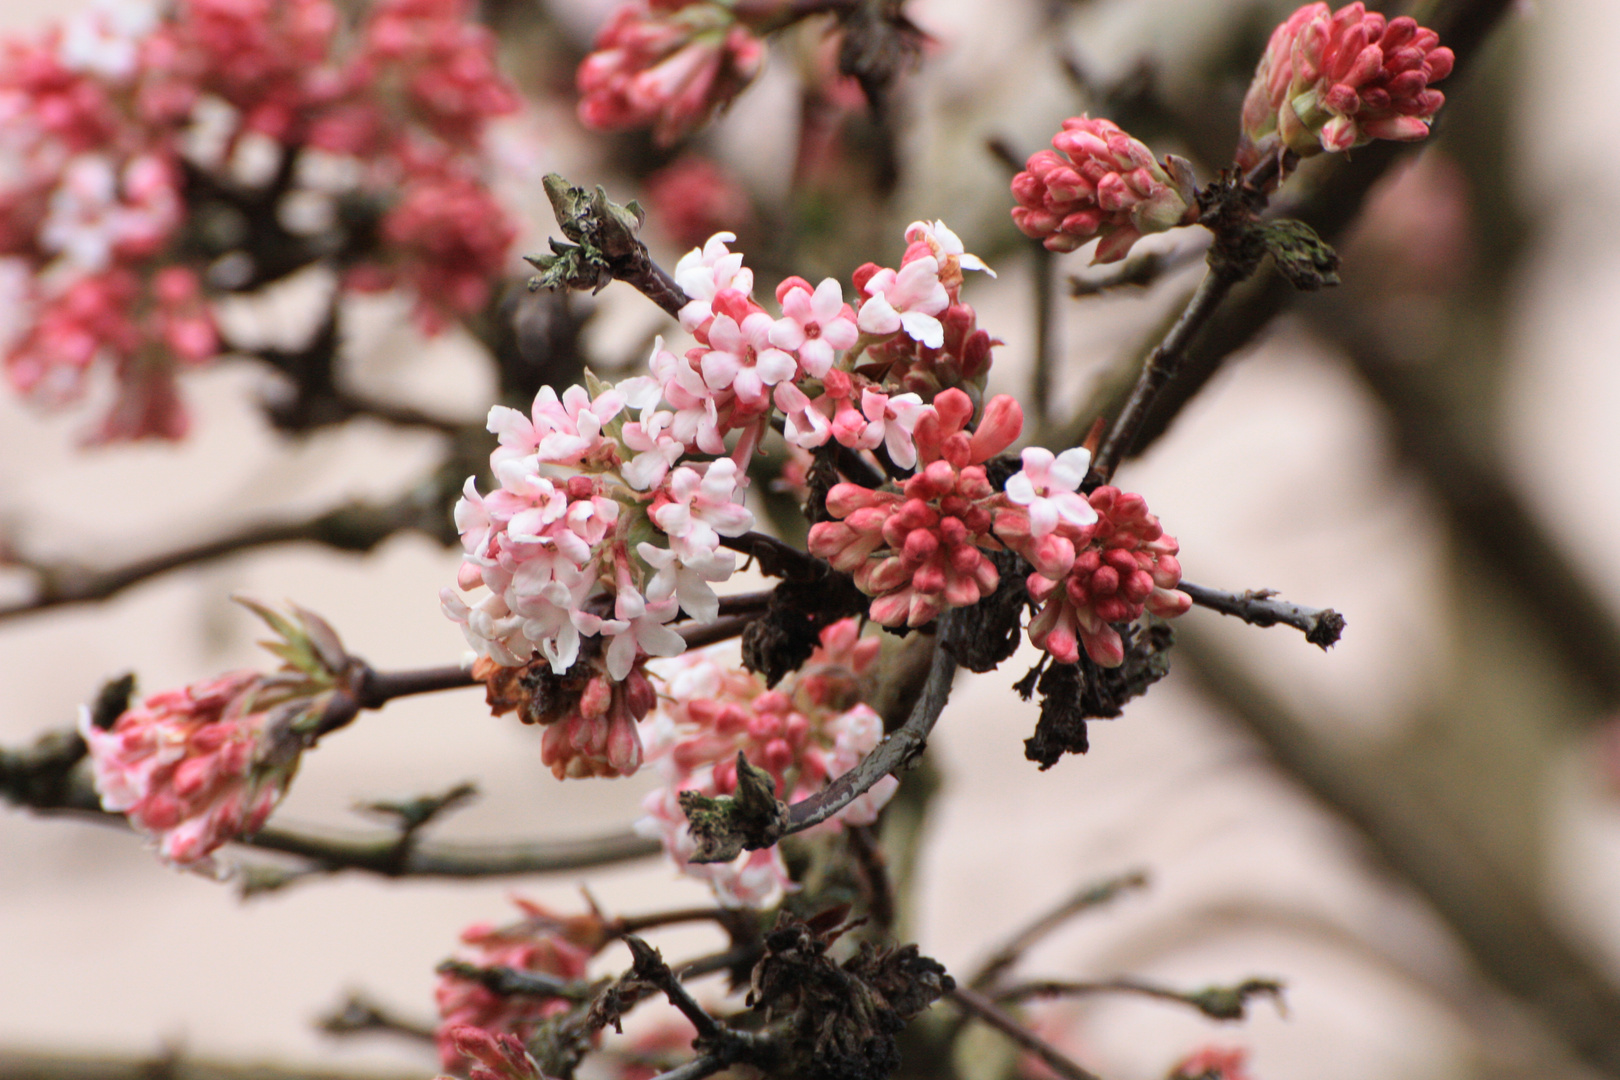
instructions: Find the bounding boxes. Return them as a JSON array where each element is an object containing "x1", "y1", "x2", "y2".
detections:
[
  {"x1": 2, "y1": 0, "x2": 1494, "y2": 1078},
  {"x1": 0, "y1": 0, "x2": 518, "y2": 440}
]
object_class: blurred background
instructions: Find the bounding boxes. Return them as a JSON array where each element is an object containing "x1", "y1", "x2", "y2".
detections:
[{"x1": 4, "y1": 0, "x2": 1620, "y2": 1078}]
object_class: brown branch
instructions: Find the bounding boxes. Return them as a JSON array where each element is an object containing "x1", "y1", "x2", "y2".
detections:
[
  {"x1": 783, "y1": 610, "x2": 960, "y2": 834},
  {"x1": 1178, "y1": 582, "x2": 1345, "y2": 650},
  {"x1": 945, "y1": 986, "x2": 1105, "y2": 1080},
  {"x1": 1087, "y1": 263, "x2": 1243, "y2": 484}
]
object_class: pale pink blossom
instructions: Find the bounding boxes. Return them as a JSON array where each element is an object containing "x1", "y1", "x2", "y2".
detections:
[
  {"x1": 694, "y1": 307, "x2": 796, "y2": 406},
  {"x1": 856, "y1": 255, "x2": 950, "y2": 348},
  {"x1": 488, "y1": 383, "x2": 627, "y2": 471},
  {"x1": 673, "y1": 231, "x2": 753, "y2": 333},
  {"x1": 769, "y1": 275, "x2": 858, "y2": 378},
  {"x1": 1004, "y1": 446, "x2": 1098, "y2": 539},
  {"x1": 902, "y1": 219, "x2": 994, "y2": 301},
  {"x1": 649, "y1": 458, "x2": 754, "y2": 551}
]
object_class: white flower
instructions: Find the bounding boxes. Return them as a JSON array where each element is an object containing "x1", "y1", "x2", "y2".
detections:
[{"x1": 1004, "y1": 446, "x2": 1098, "y2": 538}]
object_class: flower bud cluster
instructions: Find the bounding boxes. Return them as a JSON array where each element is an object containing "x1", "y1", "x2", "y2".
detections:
[
  {"x1": 1237, "y1": 3, "x2": 1453, "y2": 171},
  {"x1": 78, "y1": 601, "x2": 358, "y2": 869},
  {"x1": 0, "y1": 0, "x2": 518, "y2": 440},
  {"x1": 997, "y1": 458, "x2": 1191, "y2": 667},
  {"x1": 77, "y1": 670, "x2": 293, "y2": 871},
  {"x1": 435, "y1": 897, "x2": 604, "y2": 1071},
  {"x1": 809, "y1": 389, "x2": 1022, "y2": 627},
  {"x1": 576, "y1": 0, "x2": 766, "y2": 145},
  {"x1": 637, "y1": 619, "x2": 896, "y2": 906},
  {"x1": 1011, "y1": 116, "x2": 1197, "y2": 263}
]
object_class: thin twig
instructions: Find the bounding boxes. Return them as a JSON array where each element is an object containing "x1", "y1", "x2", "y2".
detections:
[
  {"x1": 1087, "y1": 265, "x2": 1241, "y2": 484},
  {"x1": 625, "y1": 937, "x2": 722, "y2": 1039},
  {"x1": 781, "y1": 610, "x2": 960, "y2": 835},
  {"x1": 967, "y1": 870, "x2": 1149, "y2": 990},
  {"x1": 1068, "y1": 246, "x2": 1204, "y2": 297},
  {"x1": 317, "y1": 991, "x2": 437, "y2": 1043},
  {"x1": 946, "y1": 986, "x2": 1105, "y2": 1080},
  {"x1": 438, "y1": 961, "x2": 595, "y2": 1002},
  {"x1": 992, "y1": 976, "x2": 1286, "y2": 1022},
  {"x1": 1178, "y1": 582, "x2": 1345, "y2": 650}
]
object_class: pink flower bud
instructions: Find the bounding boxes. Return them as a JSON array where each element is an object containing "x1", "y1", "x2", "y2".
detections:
[
  {"x1": 1011, "y1": 116, "x2": 1197, "y2": 263},
  {"x1": 1237, "y1": 4, "x2": 1453, "y2": 173}
]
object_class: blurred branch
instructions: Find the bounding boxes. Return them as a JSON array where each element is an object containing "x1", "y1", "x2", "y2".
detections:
[
  {"x1": 945, "y1": 986, "x2": 1104, "y2": 1080},
  {"x1": 1174, "y1": 625, "x2": 1620, "y2": 1077},
  {"x1": 316, "y1": 992, "x2": 436, "y2": 1043},
  {"x1": 0, "y1": 484, "x2": 460, "y2": 625},
  {"x1": 0, "y1": 1048, "x2": 420, "y2": 1080},
  {"x1": 967, "y1": 869, "x2": 1150, "y2": 990},
  {"x1": 1178, "y1": 581, "x2": 1345, "y2": 650}
]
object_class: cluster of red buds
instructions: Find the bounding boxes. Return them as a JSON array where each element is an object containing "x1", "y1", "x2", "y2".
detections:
[
  {"x1": 1237, "y1": 2, "x2": 1454, "y2": 171},
  {"x1": 1011, "y1": 116, "x2": 1198, "y2": 263},
  {"x1": 810, "y1": 389, "x2": 1021, "y2": 627},
  {"x1": 77, "y1": 601, "x2": 355, "y2": 870}
]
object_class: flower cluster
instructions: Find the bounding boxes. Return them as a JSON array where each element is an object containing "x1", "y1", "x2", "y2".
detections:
[
  {"x1": 435, "y1": 1027, "x2": 544, "y2": 1080},
  {"x1": 1011, "y1": 116, "x2": 1197, "y2": 263},
  {"x1": 1000, "y1": 449, "x2": 1190, "y2": 667},
  {"x1": 1237, "y1": 2, "x2": 1453, "y2": 172},
  {"x1": 0, "y1": 0, "x2": 518, "y2": 440},
  {"x1": 77, "y1": 670, "x2": 296, "y2": 871},
  {"x1": 815, "y1": 425, "x2": 1189, "y2": 663},
  {"x1": 809, "y1": 389, "x2": 1020, "y2": 627},
  {"x1": 78, "y1": 601, "x2": 358, "y2": 870},
  {"x1": 447, "y1": 219, "x2": 1002, "y2": 776},
  {"x1": 576, "y1": 0, "x2": 766, "y2": 145},
  {"x1": 1169, "y1": 1046, "x2": 1253, "y2": 1080},
  {"x1": 435, "y1": 897, "x2": 605, "y2": 1070},
  {"x1": 637, "y1": 618, "x2": 895, "y2": 906}
]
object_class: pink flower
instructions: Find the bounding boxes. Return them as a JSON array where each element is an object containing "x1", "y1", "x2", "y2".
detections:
[
  {"x1": 1011, "y1": 115, "x2": 1197, "y2": 263},
  {"x1": 439, "y1": 1027, "x2": 542, "y2": 1080},
  {"x1": 78, "y1": 670, "x2": 298, "y2": 870},
  {"x1": 673, "y1": 231, "x2": 753, "y2": 334},
  {"x1": 1237, "y1": 3, "x2": 1453, "y2": 172},
  {"x1": 693, "y1": 306, "x2": 797, "y2": 406},
  {"x1": 576, "y1": 1, "x2": 764, "y2": 145},
  {"x1": 373, "y1": 164, "x2": 517, "y2": 333},
  {"x1": 1170, "y1": 1046, "x2": 1253, "y2": 1080},
  {"x1": 855, "y1": 255, "x2": 950, "y2": 348},
  {"x1": 1004, "y1": 446, "x2": 1097, "y2": 539},
  {"x1": 901, "y1": 219, "x2": 994, "y2": 301},
  {"x1": 637, "y1": 619, "x2": 898, "y2": 906},
  {"x1": 770, "y1": 275, "x2": 858, "y2": 378},
  {"x1": 488, "y1": 383, "x2": 627, "y2": 471}
]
